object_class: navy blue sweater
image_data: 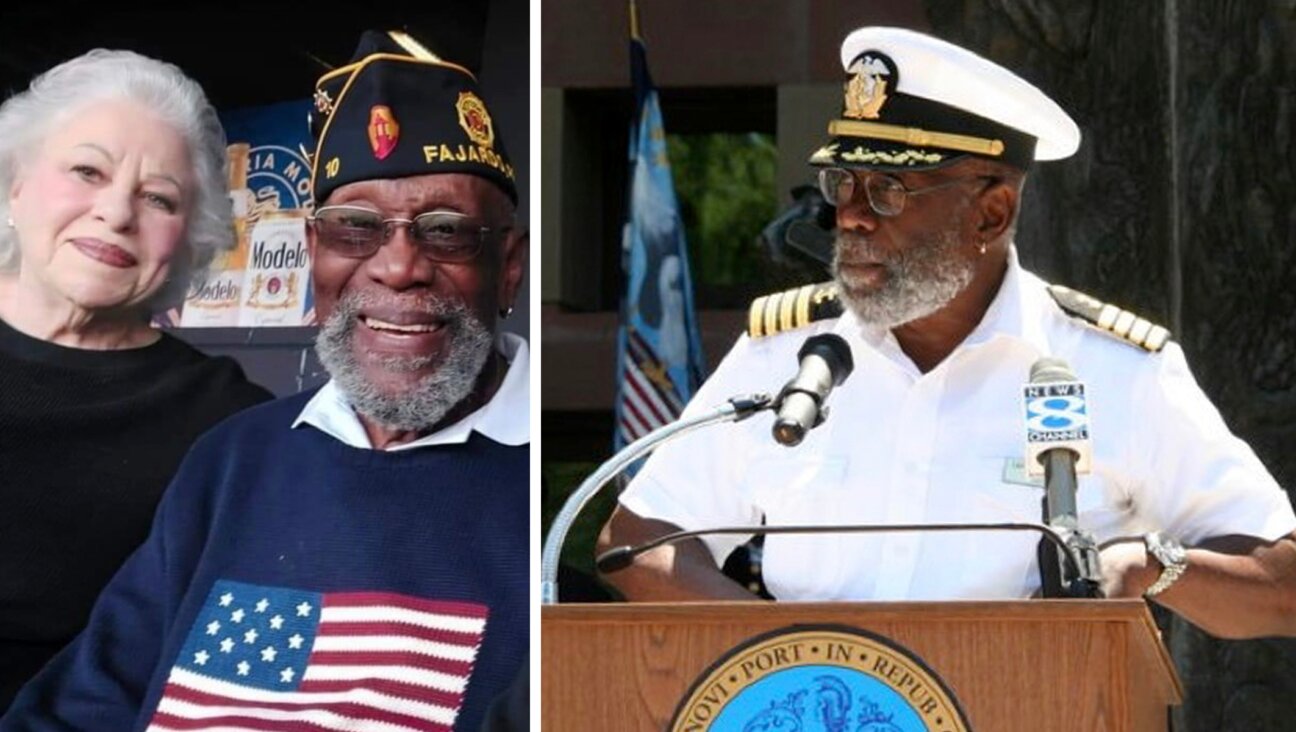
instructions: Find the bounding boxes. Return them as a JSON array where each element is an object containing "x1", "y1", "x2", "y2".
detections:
[{"x1": 0, "y1": 391, "x2": 528, "y2": 732}]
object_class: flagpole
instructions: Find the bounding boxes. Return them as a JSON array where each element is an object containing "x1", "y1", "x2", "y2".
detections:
[{"x1": 629, "y1": 0, "x2": 641, "y2": 42}]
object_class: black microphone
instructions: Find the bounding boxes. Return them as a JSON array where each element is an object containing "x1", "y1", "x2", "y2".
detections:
[
  {"x1": 772, "y1": 334, "x2": 854, "y2": 446},
  {"x1": 597, "y1": 521, "x2": 1089, "y2": 583},
  {"x1": 1024, "y1": 356, "x2": 1100, "y2": 597}
]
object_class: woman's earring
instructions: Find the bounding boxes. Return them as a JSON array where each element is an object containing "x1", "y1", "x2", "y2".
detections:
[
  {"x1": 499, "y1": 305, "x2": 514, "y2": 319},
  {"x1": 978, "y1": 240, "x2": 987, "y2": 255}
]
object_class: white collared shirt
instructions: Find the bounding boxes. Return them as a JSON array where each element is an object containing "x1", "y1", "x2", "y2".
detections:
[
  {"x1": 620, "y1": 247, "x2": 1295, "y2": 600},
  {"x1": 292, "y1": 333, "x2": 529, "y2": 450}
]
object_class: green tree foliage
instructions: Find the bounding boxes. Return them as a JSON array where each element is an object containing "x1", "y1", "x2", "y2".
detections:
[{"x1": 667, "y1": 133, "x2": 778, "y2": 293}]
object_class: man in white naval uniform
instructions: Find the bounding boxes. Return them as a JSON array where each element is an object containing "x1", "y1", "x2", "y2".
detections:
[{"x1": 599, "y1": 26, "x2": 1296, "y2": 640}]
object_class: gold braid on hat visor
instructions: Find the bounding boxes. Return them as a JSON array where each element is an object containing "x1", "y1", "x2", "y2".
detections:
[{"x1": 828, "y1": 120, "x2": 1005, "y2": 157}]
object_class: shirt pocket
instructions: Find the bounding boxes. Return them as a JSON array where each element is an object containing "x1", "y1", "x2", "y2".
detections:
[
  {"x1": 969, "y1": 456, "x2": 1126, "y2": 528},
  {"x1": 745, "y1": 455, "x2": 851, "y2": 522},
  {"x1": 963, "y1": 457, "x2": 1047, "y2": 523},
  {"x1": 742, "y1": 455, "x2": 854, "y2": 599}
]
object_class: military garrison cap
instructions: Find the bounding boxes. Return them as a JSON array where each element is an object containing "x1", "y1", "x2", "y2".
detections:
[
  {"x1": 809, "y1": 27, "x2": 1080, "y2": 172},
  {"x1": 748, "y1": 282, "x2": 843, "y2": 339},
  {"x1": 1047, "y1": 285, "x2": 1171, "y2": 352},
  {"x1": 309, "y1": 30, "x2": 516, "y2": 205}
]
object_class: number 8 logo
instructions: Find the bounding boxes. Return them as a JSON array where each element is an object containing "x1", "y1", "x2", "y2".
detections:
[{"x1": 1026, "y1": 395, "x2": 1088, "y2": 431}]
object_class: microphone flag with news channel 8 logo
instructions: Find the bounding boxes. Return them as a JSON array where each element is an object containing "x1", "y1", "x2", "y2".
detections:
[{"x1": 1023, "y1": 379, "x2": 1091, "y2": 477}]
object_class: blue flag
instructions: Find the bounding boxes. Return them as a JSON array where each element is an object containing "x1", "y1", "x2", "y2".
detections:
[{"x1": 613, "y1": 33, "x2": 707, "y2": 451}]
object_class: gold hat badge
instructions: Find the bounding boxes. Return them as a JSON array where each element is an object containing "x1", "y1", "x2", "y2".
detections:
[
  {"x1": 843, "y1": 53, "x2": 891, "y2": 120},
  {"x1": 456, "y1": 91, "x2": 495, "y2": 149}
]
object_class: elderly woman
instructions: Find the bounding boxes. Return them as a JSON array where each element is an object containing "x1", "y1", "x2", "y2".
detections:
[{"x1": 0, "y1": 50, "x2": 271, "y2": 710}]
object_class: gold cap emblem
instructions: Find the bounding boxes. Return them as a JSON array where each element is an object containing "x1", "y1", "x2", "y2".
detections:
[
  {"x1": 843, "y1": 53, "x2": 893, "y2": 120},
  {"x1": 456, "y1": 92, "x2": 495, "y2": 149}
]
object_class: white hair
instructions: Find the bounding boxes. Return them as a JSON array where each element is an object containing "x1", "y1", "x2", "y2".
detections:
[{"x1": 0, "y1": 49, "x2": 233, "y2": 312}]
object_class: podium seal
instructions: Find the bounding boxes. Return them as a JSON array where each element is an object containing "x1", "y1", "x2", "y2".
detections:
[{"x1": 670, "y1": 625, "x2": 972, "y2": 732}]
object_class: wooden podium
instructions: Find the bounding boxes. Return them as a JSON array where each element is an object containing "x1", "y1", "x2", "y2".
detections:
[{"x1": 542, "y1": 600, "x2": 1182, "y2": 731}]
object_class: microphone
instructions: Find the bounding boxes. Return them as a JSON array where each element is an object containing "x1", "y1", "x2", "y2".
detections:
[
  {"x1": 1023, "y1": 356, "x2": 1100, "y2": 597},
  {"x1": 772, "y1": 334, "x2": 854, "y2": 446},
  {"x1": 597, "y1": 521, "x2": 1090, "y2": 585},
  {"x1": 1024, "y1": 357, "x2": 1093, "y2": 479}
]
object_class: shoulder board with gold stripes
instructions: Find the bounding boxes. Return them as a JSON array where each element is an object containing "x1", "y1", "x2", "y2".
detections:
[
  {"x1": 747, "y1": 281, "x2": 843, "y2": 339},
  {"x1": 1047, "y1": 285, "x2": 1171, "y2": 352}
]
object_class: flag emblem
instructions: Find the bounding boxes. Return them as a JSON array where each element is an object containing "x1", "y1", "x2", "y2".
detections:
[{"x1": 146, "y1": 579, "x2": 488, "y2": 732}]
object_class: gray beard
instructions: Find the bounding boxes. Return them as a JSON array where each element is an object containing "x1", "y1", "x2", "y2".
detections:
[
  {"x1": 314, "y1": 291, "x2": 494, "y2": 432},
  {"x1": 831, "y1": 226, "x2": 974, "y2": 329}
]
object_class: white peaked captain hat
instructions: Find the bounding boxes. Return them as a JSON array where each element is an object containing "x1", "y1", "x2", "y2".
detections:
[{"x1": 809, "y1": 27, "x2": 1081, "y2": 171}]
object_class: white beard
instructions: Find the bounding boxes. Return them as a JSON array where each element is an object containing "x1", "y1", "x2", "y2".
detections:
[
  {"x1": 314, "y1": 291, "x2": 494, "y2": 432},
  {"x1": 831, "y1": 226, "x2": 974, "y2": 328}
]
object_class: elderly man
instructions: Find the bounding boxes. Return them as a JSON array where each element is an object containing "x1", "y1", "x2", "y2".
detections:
[
  {"x1": 600, "y1": 26, "x2": 1296, "y2": 640},
  {"x1": 1, "y1": 31, "x2": 527, "y2": 732}
]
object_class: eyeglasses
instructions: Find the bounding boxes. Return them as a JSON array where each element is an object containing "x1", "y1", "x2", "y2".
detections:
[
  {"x1": 308, "y1": 205, "x2": 511, "y2": 262},
  {"x1": 817, "y1": 167, "x2": 997, "y2": 217}
]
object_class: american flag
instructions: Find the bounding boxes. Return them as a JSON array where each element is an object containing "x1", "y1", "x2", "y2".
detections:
[
  {"x1": 146, "y1": 580, "x2": 488, "y2": 732},
  {"x1": 617, "y1": 328, "x2": 688, "y2": 444}
]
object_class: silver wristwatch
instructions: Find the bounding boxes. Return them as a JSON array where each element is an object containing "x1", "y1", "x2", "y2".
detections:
[{"x1": 1143, "y1": 531, "x2": 1188, "y2": 597}]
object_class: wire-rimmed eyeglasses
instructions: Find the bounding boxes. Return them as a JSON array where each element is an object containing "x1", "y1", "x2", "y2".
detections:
[
  {"x1": 308, "y1": 205, "x2": 512, "y2": 262},
  {"x1": 817, "y1": 167, "x2": 998, "y2": 217}
]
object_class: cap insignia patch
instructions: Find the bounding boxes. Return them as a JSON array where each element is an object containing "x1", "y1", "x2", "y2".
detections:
[
  {"x1": 367, "y1": 105, "x2": 400, "y2": 160},
  {"x1": 456, "y1": 92, "x2": 495, "y2": 149},
  {"x1": 843, "y1": 52, "x2": 896, "y2": 120},
  {"x1": 313, "y1": 88, "x2": 334, "y2": 117}
]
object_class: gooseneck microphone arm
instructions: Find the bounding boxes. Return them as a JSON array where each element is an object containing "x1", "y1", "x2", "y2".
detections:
[
  {"x1": 595, "y1": 521, "x2": 1092, "y2": 587},
  {"x1": 540, "y1": 393, "x2": 775, "y2": 605}
]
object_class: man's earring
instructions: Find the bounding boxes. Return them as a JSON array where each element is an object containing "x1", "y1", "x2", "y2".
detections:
[
  {"x1": 978, "y1": 240, "x2": 987, "y2": 255},
  {"x1": 500, "y1": 305, "x2": 514, "y2": 319}
]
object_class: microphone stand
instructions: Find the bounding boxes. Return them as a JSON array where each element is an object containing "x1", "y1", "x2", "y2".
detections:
[
  {"x1": 597, "y1": 521, "x2": 1095, "y2": 596},
  {"x1": 540, "y1": 393, "x2": 775, "y2": 605},
  {"x1": 1049, "y1": 523, "x2": 1103, "y2": 598}
]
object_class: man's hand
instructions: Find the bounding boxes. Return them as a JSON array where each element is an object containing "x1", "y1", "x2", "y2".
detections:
[
  {"x1": 596, "y1": 506, "x2": 758, "y2": 601},
  {"x1": 1095, "y1": 532, "x2": 1296, "y2": 639},
  {"x1": 1098, "y1": 537, "x2": 1158, "y2": 599}
]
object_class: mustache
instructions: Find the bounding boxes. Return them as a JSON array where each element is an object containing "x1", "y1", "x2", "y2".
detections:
[
  {"x1": 329, "y1": 290, "x2": 468, "y2": 323},
  {"x1": 833, "y1": 230, "x2": 889, "y2": 267}
]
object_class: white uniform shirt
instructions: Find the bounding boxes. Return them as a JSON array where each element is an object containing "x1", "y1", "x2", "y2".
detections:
[
  {"x1": 620, "y1": 249, "x2": 1295, "y2": 600},
  {"x1": 292, "y1": 333, "x2": 529, "y2": 450}
]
